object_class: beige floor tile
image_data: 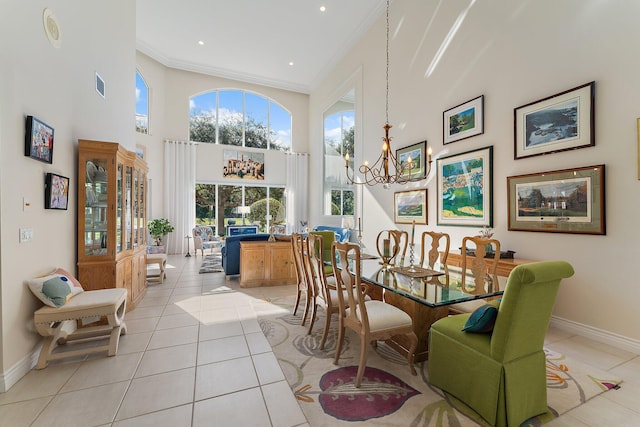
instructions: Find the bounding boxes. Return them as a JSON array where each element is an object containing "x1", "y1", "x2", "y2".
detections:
[
  {"x1": 171, "y1": 286, "x2": 203, "y2": 296},
  {"x1": 199, "y1": 320, "x2": 244, "y2": 341},
  {"x1": 125, "y1": 305, "x2": 165, "y2": 320},
  {"x1": 147, "y1": 325, "x2": 199, "y2": 350},
  {"x1": 565, "y1": 394, "x2": 640, "y2": 426},
  {"x1": 125, "y1": 317, "x2": 160, "y2": 334},
  {"x1": 192, "y1": 388, "x2": 271, "y2": 427},
  {"x1": 252, "y1": 352, "x2": 285, "y2": 385},
  {"x1": 601, "y1": 378, "x2": 640, "y2": 414},
  {"x1": 609, "y1": 355, "x2": 640, "y2": 383},
  {"x1": 117, "y1": 331, "x2": 153, "y2": 355},
  {"x1": 116, "y1": 368, "x2": 196, "y2": 421},
  {"x1": 0, "y1": 396, "x2": 52, "y2": 427},
  {"x1": 0, "y1": 362, "x2": 80, "y2": 405},
  {"x1": 162, "y1": 301, "x2": 197, "y2": 316},
  {"x1": 144, "y1": 287, "x2": 174, "y2": 298},
  {"x1": 60, "y1": 352, "x2": 143, "y2": 392},
  {"x1": 135, "y1": 343, "x2": 197, "y2": 378},
  {"x1": 545, "y1": 414, "x2": 590, "y2": 426},
  {"x1": 156, "y1": 312, "x2": 200, "y2": 330},
  {"x1": 32, "y1": 381, "x2": 129, "y2": 427},
  {"x1": 168, "y1": 296, "x2": 202, "y2": 312},
  {"x1": 136, "y1": 295, "x2": 170, "y2": 308},
  {"x1": 197, "y1": 335, "x2": 250, "y2": 365},
  {"x1": 548, "y1": 335, "x2": 636, "y2": 370},
  {"x1": 198, "y1": 307, "x2": 239, "y2": 325},
  {"x1": 112, "y1": 404, "x2": 193, "y2": 427},
  {"x1": 262, "y1": 380, "x2": 307, "y2": 427},
  {"x1": 246, "y1": 331, "x2": 272, "y2": 355},
  {"x1": 241, "y1": 318, "x2": 263, "y2": 334},
  {"x1": 194, "y1": 356, "x2": 259, "y2": 400}
]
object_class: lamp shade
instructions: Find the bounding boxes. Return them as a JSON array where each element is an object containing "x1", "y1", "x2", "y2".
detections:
[{"x1": 341, "y1": 217, "x2": 355, "y2": 229}]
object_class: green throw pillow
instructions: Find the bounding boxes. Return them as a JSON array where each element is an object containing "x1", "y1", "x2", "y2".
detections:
[
  {"x1": 462, "y1": 303, "x2": 499, "y2": 333},
  {"x1": 42, "y1": 276, "x2": 72, "y2": 307}
]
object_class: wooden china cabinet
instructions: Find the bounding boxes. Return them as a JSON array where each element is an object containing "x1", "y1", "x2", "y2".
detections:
[{"x1": 77, "y1": 139, "x2": 148, "y2": 309}]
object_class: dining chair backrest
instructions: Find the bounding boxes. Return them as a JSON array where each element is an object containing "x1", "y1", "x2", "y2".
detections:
[
  {"x1": 291, "y1": 233, "x2": 306, "y2": 288},
  {"x1": 306, "y1": 233, "x2": 327, "y2": 302},
  {"x1": 331, "y1": 241, "x2": 368, "y2": 332},
  {"x1": 461, "y1": 235, "x2": 501, "y2": 294},
  {"x1": 419, "y1": 231, "x2": 450, "y2": 269},
  {"x1": 375, "y1": 229, "x2": 408, "y2": 265}
]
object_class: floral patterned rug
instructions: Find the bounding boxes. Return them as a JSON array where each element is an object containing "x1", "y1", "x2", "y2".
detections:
[
  {"x1": 198, "y1": 253, "x2": 223, "y2": 274},
  {"x1": 257, "y1": 296, "x2": 622, "y2": 426}
]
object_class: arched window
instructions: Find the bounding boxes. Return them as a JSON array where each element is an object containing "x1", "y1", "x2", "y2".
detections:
[
  {"x1": 135, "y1": 71, "x2": 149, "y2": 134},
  {"x1": 189, "y1": 89, "x2": 291, "y2": 151}
]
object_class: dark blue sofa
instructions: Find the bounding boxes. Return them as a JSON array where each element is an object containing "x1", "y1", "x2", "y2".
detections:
[{"x1": 221, "y1": 233, "x2": 271, "y2": 276}]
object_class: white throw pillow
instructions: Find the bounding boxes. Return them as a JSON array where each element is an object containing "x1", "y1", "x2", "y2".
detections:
[{"x1": 28, "y1": 272, "x2": 84, "y2": 307}]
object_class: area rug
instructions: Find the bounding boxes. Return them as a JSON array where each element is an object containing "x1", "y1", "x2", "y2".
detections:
[
  {"x1": 257, "y1": 295, "x2": 622, "y2": 426},
  {"x1": 199, "y1": 253, "x2": 223, "y2": 274}
]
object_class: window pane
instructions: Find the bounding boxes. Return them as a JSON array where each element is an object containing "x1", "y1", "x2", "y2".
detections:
[
  {"x1": 324, "y1": 112, "x2": 343, "y2": 186},
  {"x1": 245, "y1": 92, "x2": 268, "y2": 149},
  {"x1": 218, "y1": 90, "x2": 243, "y2": 146},
  {"x1": 189, "y1": 92, "x2": 217, "y2": 143},
  {"x1": 343, "y1": 190, "x2": 354, "y2": 215},
  {"x1": 218, "y1": 185, "x2": 242, "y2": 231},
  {"x1": 195, "y1": 184, "x2": 217, "y2": 232},
  {"x1": 269, "y1": 187, "x2": 286, "y2": 226},
  {"x1": 330, "y1": 190, "x2": 342, "y2": 215},
  {"x1": 136, "y1": 72, "x2": 149, "y2": 134},
  {"x1": 242, "y1": 186, "x2": 266, "y2": 231},
  {"x1": 341, "y1": 111, "x2": 355, "y2": 186},
  {"x1": 269, "y1": 102, "x2": 291, "y2": 151}
]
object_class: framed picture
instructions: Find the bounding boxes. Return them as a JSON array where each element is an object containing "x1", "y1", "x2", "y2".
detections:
[
  {"x1": 394, "y1": 189, "x2": 427, "y2": 224},
  {"x1": 443, "y1": 95, "x2": 484, "y2": 144},
  {"x1": 507, "y1": 164, "x2": 605, "y2": 235},
  {"x1": 135, "y1": 144, "x2": 146, "y2": 159},
  {"x1": 25, "y1": 115, "x2": 54, "y2": 164},
  {"x1": 396, "y1": 141, "x2": 426, "y2": 181},
  {"x1": 44, "y1": 173, "x2": 70, "y2": 210},
  {"x1": 223, "y1": 150, "x2": 265, "y2": 180},
  {"x1": 514, "y1": 81, "x2": 595, "y2": 159},
  {"x1": 437, "y1": 146, "x2": 493, "y2": 227}
]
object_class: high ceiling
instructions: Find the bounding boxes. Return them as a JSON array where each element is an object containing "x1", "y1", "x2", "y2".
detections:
[{"x1": 136, "y1": 0, "x2": 386, "y2": 94}]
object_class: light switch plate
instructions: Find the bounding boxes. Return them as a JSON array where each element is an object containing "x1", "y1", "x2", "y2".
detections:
[{"x1": 19, "y1": 227, "x2": 33, "y2": 243}]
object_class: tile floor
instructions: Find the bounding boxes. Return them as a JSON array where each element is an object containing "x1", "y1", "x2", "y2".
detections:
[{"x1": 1, "y1": 254, "x2": 639, "y2": 426}]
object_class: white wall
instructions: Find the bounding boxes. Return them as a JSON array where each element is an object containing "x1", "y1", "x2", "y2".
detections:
[
  {"x1": 310, "y1": 0, "x2": 640, "y2": 345},
  {"x1": 0, "y1": 0, "x2": 135, "y2": 389}
]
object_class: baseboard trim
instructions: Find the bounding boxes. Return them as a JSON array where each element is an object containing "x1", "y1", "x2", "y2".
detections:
[
  {"x1": 550, "y1": 315, "x2": 640, "y2": 355},
  {"x1": 0, "y1": 348, "x2": 39, "y2": 393}
]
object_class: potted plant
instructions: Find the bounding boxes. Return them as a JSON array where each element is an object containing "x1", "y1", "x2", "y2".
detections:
[{"x1": 147, "y1": 218, "x2": 175, "y2": 250}]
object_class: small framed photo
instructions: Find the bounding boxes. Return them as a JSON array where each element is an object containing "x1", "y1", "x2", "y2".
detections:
[
  {"x1": 394, "y1": 189, "x2": 427, "y2": 224},
  {"x1": 437, "y1": 146, "x2": 493, "y2": 227},
  {"x1": 45, "y1": 172, "x2": 70, "y2": 210},
  {"x1": 507, "y1": 165, "x2": 605, "y2": 235},
  {"x1": 396, "y1": 141, "x2": 426, "y2": 181},
  {"x1": 514, "y1": 81, "x2": 595, "y2": 159},
  {"x1": 25, "y1": 116, "x2": 54, "y2": 164},
  {"x1": 443, "y1": 95, "x2": 484, "y2": 144}
]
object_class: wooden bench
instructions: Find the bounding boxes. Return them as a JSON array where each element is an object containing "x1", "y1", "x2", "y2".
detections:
[{"x1": 146, "y1": 253, "x2": 167, "y2": 283}]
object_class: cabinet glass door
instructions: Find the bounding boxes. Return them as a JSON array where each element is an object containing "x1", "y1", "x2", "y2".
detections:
[
  {"x1": 133, "y1": 169, "x2": 139, "y2": 248},
  {"x1": 84, "y1": 158, "x2": 109, "y2": 256},
  {"x1": 117, "y1": 163, "x2": 123, "y2": 254},
  {"x1": 126, "y1": 166, "x2": 132, "y2": 250}
]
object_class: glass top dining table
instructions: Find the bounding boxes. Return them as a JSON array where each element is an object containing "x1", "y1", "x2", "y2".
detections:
[{"x1": 355, "y1": 255, "x2": 506, "y2": 307}]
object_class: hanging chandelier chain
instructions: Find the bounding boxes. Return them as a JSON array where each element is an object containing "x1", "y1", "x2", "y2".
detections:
[{"x1": 385, "y1": 0, "x2": 390, "y2": 125}]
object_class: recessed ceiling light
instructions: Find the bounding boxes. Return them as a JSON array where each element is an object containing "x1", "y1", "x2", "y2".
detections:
[
  {"x1": 198, "y1": 40, "x2": 204, "y2": 45},
  {"x1": 320, "y1": 5, "x2": 326, "y2": 12},
  {"x1": 288, "y1": 61, "x2": 294, "y2": 66}
]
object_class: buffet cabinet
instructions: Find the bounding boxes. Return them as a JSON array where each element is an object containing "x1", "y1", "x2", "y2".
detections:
[
  {"x1": 77, "y1": 139, "x2": 148, "y2": 309},
  {"x1": 239, "y1": 241, "x2": 296, "y2": 287}
]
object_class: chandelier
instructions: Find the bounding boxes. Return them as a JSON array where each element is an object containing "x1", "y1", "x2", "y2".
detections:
[{"x1": 345, "y1": 0, "x2": 432, "y2": 188}]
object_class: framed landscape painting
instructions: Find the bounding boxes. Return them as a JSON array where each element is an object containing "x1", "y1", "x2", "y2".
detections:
[
  {"x1": 507, "y1": 164, "x2": 605, "y2": 235},
  {"x1": 394, "y1": 189, "x2": 427, "y2": 224},
  {"x1": 443, "y1": 95, "x2": 484, "y2": 144},
  {"x1": 437, "y1": 146, "x2": 493, "y2": 227},
  {"x1": 396, "y1": 141, "x2": 426, "y2": 181},
  {"x1": 514, "y1": 81, "x2": 594, "y2": 159}
]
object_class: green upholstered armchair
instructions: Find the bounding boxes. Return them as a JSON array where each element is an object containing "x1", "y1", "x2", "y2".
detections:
[
  {"x1": 428, "y1": 261, "x2": 574, "y2": 427},
  {"x1": 309, "y1": 230, "x2": 335, "y2": 276}
]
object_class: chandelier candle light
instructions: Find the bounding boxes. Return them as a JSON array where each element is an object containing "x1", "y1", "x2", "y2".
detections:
[{"x1": 344, "y1": 0, "x2": 432, "y2": 188}]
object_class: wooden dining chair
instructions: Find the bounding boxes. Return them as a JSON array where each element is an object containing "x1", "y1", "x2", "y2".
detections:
[
  {"x1": 331, "y1": 241, "x2": 417, "y2": 388},
  {"x1": 375, "y1": 229, "x2": 408, "y2": 266},
  {"x1": 449, "y1": 235, "x2": 501, "y2": 314},
  {"x1": 291, "y1": 233, "x2": 311, "y2": 325},
  {"x1": 419, "y1": 230, "x2": 450, "y2": 269},
  {"x1": 305, "y1": 234, "x2": 342, "y2": 349}
]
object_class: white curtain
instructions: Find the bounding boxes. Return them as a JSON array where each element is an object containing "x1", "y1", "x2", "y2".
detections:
[
  {"x1": 285, "y1": 152, "x2": 309, "y2": 233},
  {"x1": 163, "y1": 140, "x2": 198, "y2": 255}
]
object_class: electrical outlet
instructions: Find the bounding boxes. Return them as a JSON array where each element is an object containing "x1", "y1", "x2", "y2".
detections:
[{"x1": 19, "y1": 227, "x2": 33, "y2": 243}]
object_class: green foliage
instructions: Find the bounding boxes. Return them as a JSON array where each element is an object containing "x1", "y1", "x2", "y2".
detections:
[
  {"x1": 248, "y1": 198, "x2": 284, "y2": 226},
  {"x1": 147, "y1": 218, "x2": 175, "y2": 245}
]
